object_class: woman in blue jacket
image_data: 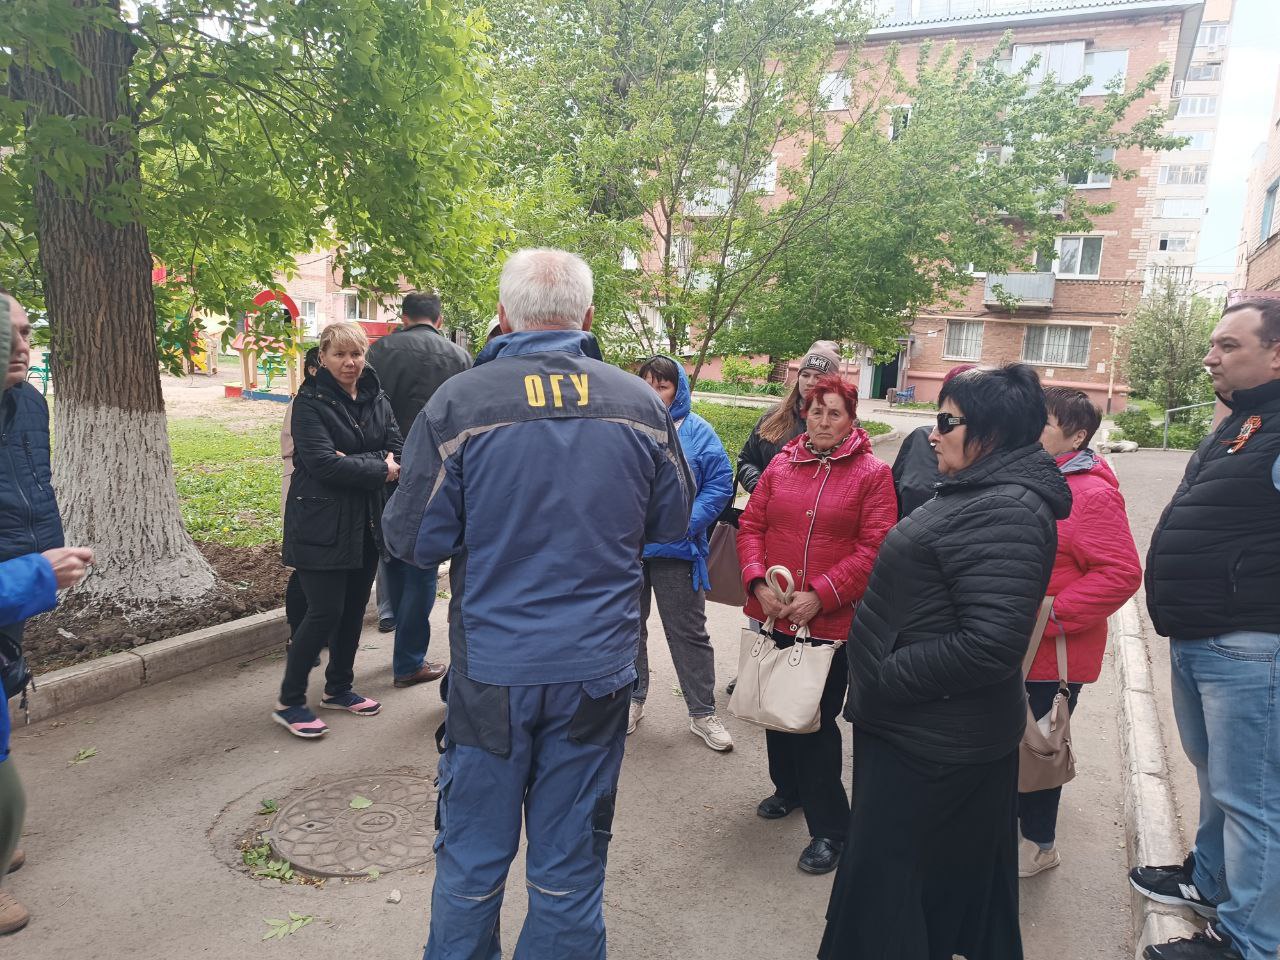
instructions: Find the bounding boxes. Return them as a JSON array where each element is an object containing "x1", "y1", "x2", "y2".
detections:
[
  {"x1": 630, "y1": 356, "x2": 735, "y2": 752},
  {"x1": 1, "y1": 547, "x2": 93, "y2": 935}
]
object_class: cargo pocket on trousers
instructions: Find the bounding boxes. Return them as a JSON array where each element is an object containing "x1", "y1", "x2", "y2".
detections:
[
  {"x1": 567, "y1": 686, "x2": 629, "y2": 746},
  {"x1": 444, "y1": 673, "x2": 511, "y2": 758},
  {"x1": 591, "y1": 790, "x2": 618, "y2": 865}
]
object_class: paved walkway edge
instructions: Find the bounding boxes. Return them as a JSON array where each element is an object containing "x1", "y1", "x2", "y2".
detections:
[
  {"x1": 7, "y1": 604, "x2": 381, "y2": 727},
  {"x1": 1110, "y1": 599, "x2": 1200, "y2": 957}
]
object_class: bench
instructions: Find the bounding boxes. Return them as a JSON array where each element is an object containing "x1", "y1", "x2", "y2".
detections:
[
  {"x1": 26, "y1": 364, "x2": 51, "y2": 395},
  {"x1": 887, "y1": 384, "x2": 915, "y2": 406}
]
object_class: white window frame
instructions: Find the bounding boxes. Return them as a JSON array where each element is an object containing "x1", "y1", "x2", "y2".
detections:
[
  {"x1": 621, "y1": 248, "x2": 640, "y2": 271},
  {"x1": 1013, "y1": 40, "x2": 1086, "y2": 86},
  {"x1": 819, "y1": 71, "x2": 851, "y2": 111},
  {"x1": 1186, "y1": 62, "x2": 1222, "y2": 82},
  {"x1": 1178, "y1": 95, "x2": 1218, "y2": 117},
  {"x1": 748, "y1": 158, "x2": 778, "y2": 195},
  {"x1": 1158, "y1": 197, "x2": 1203, "y2": 219},
  {"x1": 1158, "y1": 163, "x2": 1208, "y2": 186},
  {"x1": 299, "y1": 299, "x2": 319, "y2": 336},
  {"x1": 1082, "y1": 49, "x2": 1129, "y2": 96},
  {"x1": 1196, "y1": 23, "x2": 1228, "y2": 48},
  {"x1": 1066, "y1": 147, "x2": 1115, "y2": 188},
  {"x1": 343, "y1": 293, "x2": 374, "y2": 322},
  {"x1": 1053, "y1": 236, "x2": 1103, "y2": 279},
  {"x1": 888, "y1": 104, "x2": 913, "y2": 142},
  {"x1": 1156, "y1": 233, "x2": 1193, "y2": 253},
  {"x1": 943, "y1": 320, "x2": 984, "y2": 361},
  {"x1": 1022, "y1": 324, "x2": 1093, "y2": 369},
  {"x1": 1174, "y1": 130, "x2": 1214, "y2": 152}
]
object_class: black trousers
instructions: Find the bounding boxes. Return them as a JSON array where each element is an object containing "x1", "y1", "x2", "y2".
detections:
[
  {"x1": 284, "y1": 570, "x2": 307, "y2": 636},
  {"x1": 278, "y1": 535, "x2": 378, "y2": 708},
  {"x1": 1017, "y1": 680, "x2": 1083, "y2": 846},
  {"x1": 765, "y1": 643, "x2": 849, "y2": 842}
]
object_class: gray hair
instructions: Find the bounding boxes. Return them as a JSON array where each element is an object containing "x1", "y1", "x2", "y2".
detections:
[{"x1": 498, "y1": 248, "x2": 593, "y2": 331}]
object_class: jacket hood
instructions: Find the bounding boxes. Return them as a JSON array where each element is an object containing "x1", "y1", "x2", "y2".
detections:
[
  {"x1": 312, "y1": 364, "x2": 383, "y2": 404},
  {"x1": 655, "y1": 354, "x2": 692, "y2": 422},
  {"x1": 783, "y1": 427, "x2": 871, "y2": 463},
  {"x1": 1056, "y1": 447, "x2": 1119, "y2": 489},
  {"x1": 473, "y1": 329, "x2": 603, "y2": 367},
  {"x1": 940, "y1": 443, "x2": 1072, "y2": 520}
]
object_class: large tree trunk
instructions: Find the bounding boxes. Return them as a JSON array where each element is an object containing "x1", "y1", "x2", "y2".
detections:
[{"x1": 12, "y1": 0, "x2": 216, "y2": 606}]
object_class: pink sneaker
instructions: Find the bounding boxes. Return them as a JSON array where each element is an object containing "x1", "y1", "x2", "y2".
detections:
[{"x1": 273, "y1": 705, "x2": 329, "y2": 739}]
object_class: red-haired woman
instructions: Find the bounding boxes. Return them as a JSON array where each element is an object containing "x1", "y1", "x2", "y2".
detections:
[{"x1": 737, "y1": 375, "x2": 898, "y2": 875}]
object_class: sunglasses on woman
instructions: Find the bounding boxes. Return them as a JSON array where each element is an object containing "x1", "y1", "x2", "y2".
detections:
[{"x1": 935, "y1": 412, "x2": 967, "y2": 435}]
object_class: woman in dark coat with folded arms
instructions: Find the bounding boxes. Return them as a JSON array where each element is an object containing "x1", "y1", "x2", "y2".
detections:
[
  {"x1": 820, "y1": 364, "x2": 1071, "y2": 960},
  {"x1": 274, "y1": 322, "x2": 403, "y2": 739}
]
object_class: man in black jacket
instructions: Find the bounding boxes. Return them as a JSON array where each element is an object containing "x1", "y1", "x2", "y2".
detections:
[
  {"x1": 366, "y1": 292, "x2": 471, "y2": 687},
  {"x1": 1134, "y1": 299, "x2": 1280, "y2": 960}
]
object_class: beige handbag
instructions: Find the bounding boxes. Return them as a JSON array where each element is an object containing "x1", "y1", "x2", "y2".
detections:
[
  {"x1": 728, "y1": 566, "x2": 837, "y2": 735},
  {"x1": 1018, "y1": 597, "x2": 1077, "y2": 794}
]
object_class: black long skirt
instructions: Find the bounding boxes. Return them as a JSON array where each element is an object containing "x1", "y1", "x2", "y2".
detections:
[{"x1": 817, "y1": 728, "x2": 1022, "y2": 960}]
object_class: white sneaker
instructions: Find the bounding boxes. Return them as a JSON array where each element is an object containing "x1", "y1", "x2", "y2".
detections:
[
  {"x1": 690, "y1": 715, "x2": 734, "y2": 752},
  {"x1": 1018, "y1": 837, "x2": 1061, "y2": 878},
  {"x1": 627, "y1": 700, "x2": 644, "y2": 735}
]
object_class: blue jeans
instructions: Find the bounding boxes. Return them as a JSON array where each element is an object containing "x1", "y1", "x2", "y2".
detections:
[
  {"x1": 424, "y1": 676, "x2": 629, "y2": 960},
  {"x1": 1171, "y1": 631, "x2": 1280, "y2": 960},
  {"x1": 379, "y1": 557, "x2": 438, "y2": 678}
]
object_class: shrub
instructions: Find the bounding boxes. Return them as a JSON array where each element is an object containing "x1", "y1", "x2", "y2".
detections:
[
  {"x1": 720, "y1": 356, "x2": 774, "y2": 387},
  {"x1": 1112, "y1": 409, "x2": 1160, "y2": 447}
]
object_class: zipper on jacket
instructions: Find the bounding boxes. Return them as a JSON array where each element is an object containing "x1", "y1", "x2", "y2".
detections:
[
  {"x1": 796, "y1": 460, "x2": 834, "y2": 613},
  {"x1": 23, "y1": 436, "x2": 47, "y2": 497},
  {"x1": 3, "y1": 433, "x2": 37, "y2": 542}
]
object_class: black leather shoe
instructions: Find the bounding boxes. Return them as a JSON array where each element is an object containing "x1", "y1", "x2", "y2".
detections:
[
  {"x1": 798, "y1": 837, "x2": 843, "y2": 875},
  {"x1": 378, "y1": 618, "x2": 396, "y2": 634},
  {"x1": 756, "y1": 794, "x2": 801, "y2": 820},
  {"x1": 726, "y1": 676, "x2": 737, "y2": 695}
]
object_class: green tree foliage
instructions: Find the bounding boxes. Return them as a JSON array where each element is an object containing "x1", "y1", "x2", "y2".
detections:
[
  {"x1": 1, "y1": 0, "x2": 496, "y2": 357},
  {"x1": 478, "y1": 0, "x2": 1180, "y2": 377},
  {"x1": 1124, "y1": 277, "x2": 1219, "y2": 414}
]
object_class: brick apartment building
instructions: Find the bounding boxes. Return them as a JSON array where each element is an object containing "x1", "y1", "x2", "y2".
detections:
[
  {"x1": 831, "y1": 0, "x2": 1220, "y2": 412},
  {"x1": 1238, "y1": 68, "x2": 1280, "y2": 297}
]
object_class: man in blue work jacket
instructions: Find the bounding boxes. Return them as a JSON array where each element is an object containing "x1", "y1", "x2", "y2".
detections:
[{"x1": 383, "y1": 248, "x2": 691, "y2": 959}]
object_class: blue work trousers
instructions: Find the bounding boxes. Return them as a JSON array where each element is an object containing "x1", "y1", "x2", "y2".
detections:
[
  {"x1": 424, "y1": 675, "x2": 629, "y2": 960},
  {"x1": 380, "y1": 556, "x2": 438, "y2": 678}
]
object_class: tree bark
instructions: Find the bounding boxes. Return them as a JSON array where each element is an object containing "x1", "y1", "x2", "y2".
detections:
[{"x1": 11, "y1": 0, "x2": 216, "y2": 606}]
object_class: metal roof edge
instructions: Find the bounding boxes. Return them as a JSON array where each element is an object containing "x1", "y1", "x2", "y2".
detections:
[{"x1": 865, "y1": 1, "x2": 1204, "y2": 40}]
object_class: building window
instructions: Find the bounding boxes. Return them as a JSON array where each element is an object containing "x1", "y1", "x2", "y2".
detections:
[
  {"x1": 299, "y1": 299, "x2": 319, "y2": 336},
  {"x1": 1262, "y1": 181, "x2": 1279, "y2": 245},
  {"x1": 1156, "y1": 233, "x2": 1193, "y2": 253},
  {"x1": 1158, "y1": 197, "x2": 1203, "y2": 219},
  {"x1": 621, "y1": 248, "x2": 640, "y2": 271},
  {"x1": 943, "y1": 320, "x2": 984, "y2": 361},
  {"x1": 1159, "y1": 163, "x2": 1208, "y2": 186},
  {"x1": 748, "y1": 158, "x2": 778, "y2": 194},
  {"x1": 1196, "y1": 23, "x2": 1228, "y2": 48},
  {"x1": 1178, "y1": 95, "x2": 1218, "y2": 117},
  {"x1": 888, "y1": 104, "x2": 913, "y2": 142},
  {"x1": 1054, "y1": 236, "x2": 1103, "y2": 278},
  {"x1": 1175, "y1": 131, "x2": 1214, "y2": 152},
  {"x1": 1186, "y1": 62, "x2": 1222, "y2": 82},
  {"x1": 344, "y1": 293, "x2": 375, "y2": 322},
  {"x1": 820, "y1": 71, "x2": 851, "y2": 111},
  {"x1": 1012, "y1": 41, "x2": 1086, "y2": 86},
  {"x1": 1023, "y1": 325, "x2": 1092, "y2": 368},
  {"x1": 1066, "y1": 147, "x2": 1115, "y2": 187},
  {"x1": 1082, "y1": 50, "x2": 1129, "y2": 96}
]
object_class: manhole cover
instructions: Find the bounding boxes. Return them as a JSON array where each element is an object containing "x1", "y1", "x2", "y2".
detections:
[{"x1": 268, "y1": 774, "x2": 436, "y2": 877}]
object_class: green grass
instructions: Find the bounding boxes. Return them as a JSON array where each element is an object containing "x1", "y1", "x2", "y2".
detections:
[
  {"x1": 170, "y1": 420, "x2": 283, "y2": 547},
  {"x1": 169, "y1": 406, "x2": 892, "y2": 548}
]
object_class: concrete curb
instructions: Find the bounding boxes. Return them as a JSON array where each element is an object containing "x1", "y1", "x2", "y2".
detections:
[
  {"x1": 870, "y1": 429, "x2": 900, "y2": 447},
  {"x1": 8, "y1": 603, "x2": 380, "y2": 727},
  {"x1": 1110, "y1": 599, "x2": 1200, "y2": 958}
]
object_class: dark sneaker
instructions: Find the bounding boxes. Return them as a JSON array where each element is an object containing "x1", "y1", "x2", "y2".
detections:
[
  {"x1": 320, "y1": 692, "x2": 382, "y2": 716},
  {"x1": 798, "y1": 837, "x2": 844, "y2": 875},
  {"x1": 378, "y1": 618, "x2": 396, "y2": 634},
  {"x1": 1143, "y1": 921, "x2": 1242, "y2": 959},
  {"x1": 726, "y1": 676, "x2": 737, "y2": 695},
  {"x1": 272, "y1": 705, "x2": 329, "y2": 739},
  {"x1": 756, "y1": 794, "x2": 802, "y2": 820},
  {"x1": 1130, "y1": 853, "x2": 1218, "y2": 919}
]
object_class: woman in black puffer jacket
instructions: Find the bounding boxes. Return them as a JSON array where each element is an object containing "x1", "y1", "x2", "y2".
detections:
[
  {"x1": 274, "y1": 322, "x2": 403, "y2": 739},
  {"x1": 819, "y1": 364, "x2": 1071, "y2": 960}
]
